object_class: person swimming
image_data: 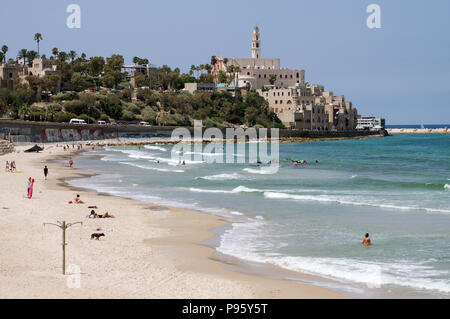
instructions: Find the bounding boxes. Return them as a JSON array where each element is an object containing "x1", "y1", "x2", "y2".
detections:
[{"x1": 362, "y1": 233, "x2": 372, "y2": 246}]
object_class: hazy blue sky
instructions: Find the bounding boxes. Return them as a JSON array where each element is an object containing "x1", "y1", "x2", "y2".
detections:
[{"x1": 1, "y1": 0, "x2": 449, "y2": 124}]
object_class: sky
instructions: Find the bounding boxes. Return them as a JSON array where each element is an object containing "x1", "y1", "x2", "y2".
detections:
[{"x1": 1, "y1": 0, "x2": 449, "y2": 124}]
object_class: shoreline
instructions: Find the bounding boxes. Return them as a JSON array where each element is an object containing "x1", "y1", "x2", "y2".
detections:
[{"x1": 0, "y1": 142, "x2": 345, "y2": 298}]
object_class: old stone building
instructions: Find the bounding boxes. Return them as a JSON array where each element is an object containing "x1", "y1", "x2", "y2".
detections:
[{"x1": 212, "y1": 26, "x2": 305, "y2": 90}]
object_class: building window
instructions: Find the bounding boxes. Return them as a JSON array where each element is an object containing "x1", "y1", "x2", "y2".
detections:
[
  {"x1": 264, "y1": 74, "x2": 266, "y2": 78},
  {"x1": 279, "y1": 75, "x2": 282, "y2": 78},
  {"x1": 247, "y1": 72, "x2": 250, "y2": 75},
  {"x1": 296, "y1": 73, "x2": 299, "y2": 78}
]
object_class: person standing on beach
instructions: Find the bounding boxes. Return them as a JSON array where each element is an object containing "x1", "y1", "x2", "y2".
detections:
[
  {"x1": 43, "y1": 166, "x2": 48, "y2": 180},
  {"x1": 362, "y1": 233, "x2": 372, "y2": 246},
  {"x1": 69, "y1": 158, "x2": 73, "y2": 168},
  {"x1": 5, "y1": 161, "x2": 9, "y2": 172},
  {"x1": 27, "y1": 177, "x2": 32, "y2": 194},
  {"x1": 27, "y1": 178, "x2": 35, "y2": 199}
]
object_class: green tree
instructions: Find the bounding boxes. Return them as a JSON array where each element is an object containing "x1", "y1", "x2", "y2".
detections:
[
  {"x1": 104, "y1": 54, "x2": 124, "y2": 87},
  {"x1": 102, "y1": 74, "x2": 115, "y2": 88},
  {"x1": 1, "y1": 45, "x2": 8, "y2": 63},
  {"x1": 34, "y1": 33, "x2": 43, "y2": 56},
  {"x1": 52, "y1": 47, "x2": 59, "y2": 59},
  {"x1": 89, "y1": 56, "x2": 105, "y2": 76},
  {"x1": 268, "y1": 74, "x2": 276, "y2": 85},
  {"x1": 26, "y1": 50, "x2": 38, "y2": 66},
  {"x1": 71, "y1": 73, "x2": 86, "y2": 91},
  {"x1": 19, "y1": 104, "x2": 30, "y2": 120},
  {"x1": 18, "y1": 49, "x2": 28, "y2": 64},
  {"x1": 68, "y1": 50, "x2": 77, "y2": 64}
]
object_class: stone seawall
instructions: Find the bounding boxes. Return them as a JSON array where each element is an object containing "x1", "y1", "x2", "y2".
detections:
[
  {"x1": 0, "y1": 119, "x2": 383, "y2": 143},
  {"x1": 0, "y1": 140, "x2": 14, "y2": 155}
]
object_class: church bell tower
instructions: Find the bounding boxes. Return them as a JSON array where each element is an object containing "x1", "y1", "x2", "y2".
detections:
[{"x1": 252, "y1": 26, "x2": 261, "y2": 59}]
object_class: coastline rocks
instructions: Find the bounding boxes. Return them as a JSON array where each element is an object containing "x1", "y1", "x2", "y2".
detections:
[{"x1": 0, "y1": 140, "x2": 14, "y2": 155}]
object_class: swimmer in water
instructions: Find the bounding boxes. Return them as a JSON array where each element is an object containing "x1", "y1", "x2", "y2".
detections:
[{"x1": 362, "y1": 233, "x2": 372, "y2": 246}]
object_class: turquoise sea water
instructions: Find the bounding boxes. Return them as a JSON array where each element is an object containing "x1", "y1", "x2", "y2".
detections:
[{"x1": 68, "y1": 134, "x2": 450, "y2": 298}]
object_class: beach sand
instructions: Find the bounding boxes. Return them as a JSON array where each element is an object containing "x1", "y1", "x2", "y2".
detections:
[{"x1": 0, "y1": 143, "x2": 344, "y2": 299}]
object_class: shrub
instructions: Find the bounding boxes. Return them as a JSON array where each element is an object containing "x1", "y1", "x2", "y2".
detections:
[
  {"x1": 121, "y1": 110, "x2": 136, "y2": 121},
  {"x1": 55, "y1": 112, "x2": 77, "y2": 122}
]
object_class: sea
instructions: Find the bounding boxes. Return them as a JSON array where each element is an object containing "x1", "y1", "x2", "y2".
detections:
[{"x1": 67, "y1": 134, "x2": 450, "y2": 298}]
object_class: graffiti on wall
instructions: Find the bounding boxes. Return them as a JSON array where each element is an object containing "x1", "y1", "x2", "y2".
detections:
[{"x1": 40, "y1": 128, "x2": 109, "y2": 142}]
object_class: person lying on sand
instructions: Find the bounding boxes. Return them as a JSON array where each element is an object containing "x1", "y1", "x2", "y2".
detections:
[
  {"x1": 88, "y1": 210, "x2": 115, "y2": 218},
  {"x1": 69, "y1": 194, "x2": 85, "y2": 204},
  {"x1": 88, "y1": 210, "x2": 98, "y2": 218}
]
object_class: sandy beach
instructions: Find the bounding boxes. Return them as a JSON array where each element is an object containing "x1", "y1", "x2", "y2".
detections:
[{"x1": 0, "y1": 142, "x2": 344, "y2": 299}]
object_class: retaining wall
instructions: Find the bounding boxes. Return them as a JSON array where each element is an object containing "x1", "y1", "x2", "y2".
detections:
[{"x1": 0, "y1": 119, "x2": 383, "y2": 144}]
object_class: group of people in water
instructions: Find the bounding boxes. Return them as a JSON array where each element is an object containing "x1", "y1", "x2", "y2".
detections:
[
  {"x1": 5, "y1": 160, "x2": 17, "y2": 172},
  {"x1": 283, "y1": 158, "x2": 320, "y2": 167}
]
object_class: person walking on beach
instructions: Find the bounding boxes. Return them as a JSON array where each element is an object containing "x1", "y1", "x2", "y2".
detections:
[
  {"x1": 5, "y1": 161, "x2": 9, "y2": 172},
  {"x1": 362, "y1": 233, "x2": 372, "y2": 246},
  {"x1": 69, "y1": 158, "x2": 73, "y2": 168},
  {"x1": 43, "y1": 166, "x2": 48, "y2": 180}
]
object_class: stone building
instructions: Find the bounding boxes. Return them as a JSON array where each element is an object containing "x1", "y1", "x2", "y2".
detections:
[
  {"x1": 212, "y1": 26, "x2": 305, "y2": 90},
  {"x1": 258, "y1": 84, "x2": 358, "y2": 131},
  {"x1": 0, "y1": 58, "x2": 60, "y2": 91}
]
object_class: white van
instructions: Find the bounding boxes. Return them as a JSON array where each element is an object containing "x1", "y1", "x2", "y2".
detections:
[
  {"x1": 139, "y1": 121, "x2": 151, "y2": 126},
  {"x1": 69, "y1": 119, "x2": 87, "y2": 125},
  {"x1": 97, "y1": 120, "x2": 107, "y2": 125}
]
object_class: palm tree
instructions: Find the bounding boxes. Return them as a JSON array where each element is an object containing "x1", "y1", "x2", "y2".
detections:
[
  {"x1": 34, "y1": 33, "x2": 43, "y2": 57},
  {"x1": 19, "y1": 104, "x2": 30, "y2": 120},
  {"x1": 52, "y1": 48, "x2": 59, "y2": 59},
  {"x1": 68, "y1": 50, "x2": 77, "y2": 64},
  {"x1": 26, "y1": 50, "x2": 38, "y2": 66},
  {"x1": 46, "y1": 104, "x2": 58, "y2": 122},
  {"x1": 1, "y1": 45, "x2": 8, "y2": 63},
  {"x1": 18, "y1": 49, "x2": 28, "y2": 65}
]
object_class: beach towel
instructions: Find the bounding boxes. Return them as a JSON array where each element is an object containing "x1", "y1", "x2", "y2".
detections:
[{"x1": 28, "y1": 179, "x2": 34, "y2": 199}]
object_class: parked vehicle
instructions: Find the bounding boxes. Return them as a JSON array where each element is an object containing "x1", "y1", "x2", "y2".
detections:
[
  {"x1": 97, "y1": 120, "x2": 107, "y2": 125},
  {"x1": 139, "y1": 121, "x2": 151, "y2": 126},
  {"x1": 69, "y1": 119, "x2": 87, "y2": 125}
]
